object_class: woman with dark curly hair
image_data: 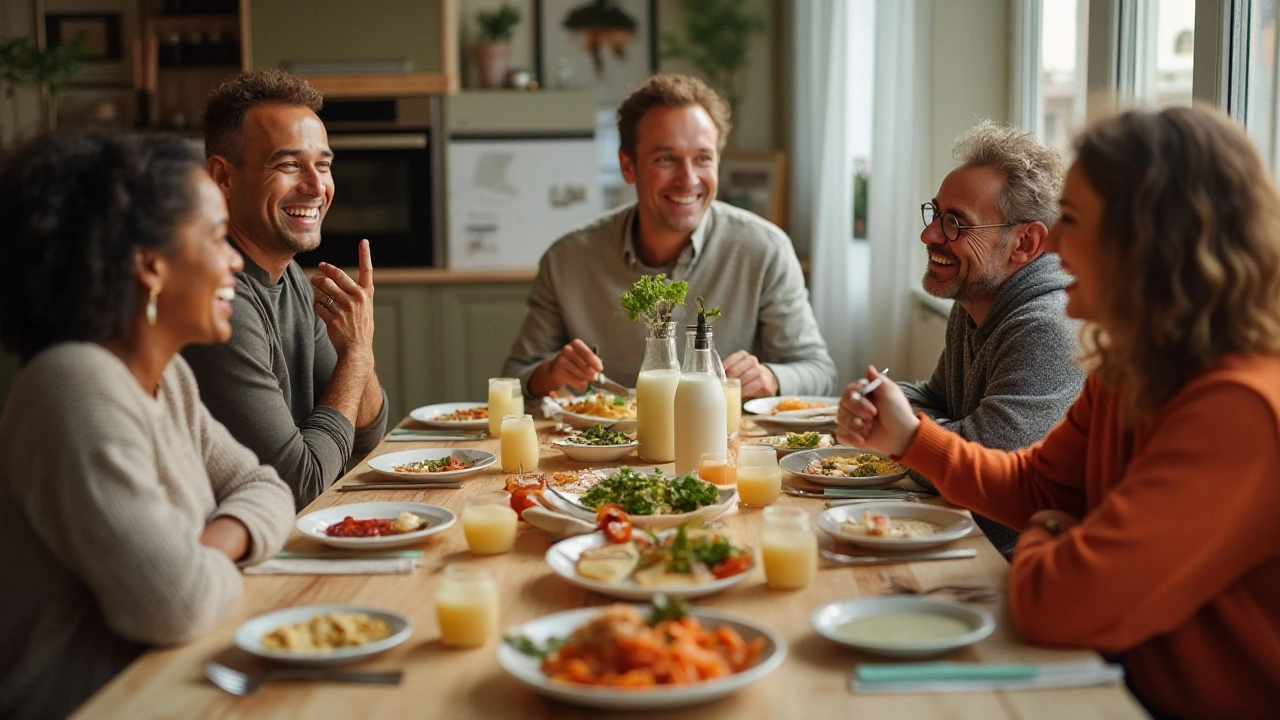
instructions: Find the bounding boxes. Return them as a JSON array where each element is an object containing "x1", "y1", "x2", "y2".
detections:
[
  {"x1": 0, "y1": 131, "x2": 294, "y2": 719},
  {"x1": 837, "y1": 105, "x2": 1280, "y2": 720}
]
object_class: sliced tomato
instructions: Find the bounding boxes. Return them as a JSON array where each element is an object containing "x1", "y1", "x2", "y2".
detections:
[
  {"x1": 595, "y1": 504, "x2": 631, "y2": 543},
  {"x1": 603, "y1": 519, "x2": 632, "y2": 543},
  {"x1": 710, "y1": 555, "x2": 752, "y2": 579},
  {"x1": 509, "y1": 487, "x2": 541, "y2": 518}
]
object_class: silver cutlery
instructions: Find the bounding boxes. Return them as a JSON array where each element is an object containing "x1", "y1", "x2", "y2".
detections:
[
  {"x1": 783, "y1": 486, "x2": 925, "y2": 499},
  {"x1": 880, "y1": 571, "x2": 1000, "y2": 603},
  {"x1": 853, "y1": 368, "x2": 891, "y2": 399},
  {"x1": 388, "y1": 430, "x2": 486, "y2": 441},
  {"x1": 338, "y1": 482, "x2": 462, "y2": 492},
  {"x1": 825, "y1": 497, "x2": 921, "y2": 507},
  {"x1": 820, "y1": 547, "x2": 977, "y2": 565},
  {"x1": 204, "y1": 661, "x2": 402, "y2": 696},
  {"x1": 589, "y1": 374, "x2": 632, "y2": 398}
]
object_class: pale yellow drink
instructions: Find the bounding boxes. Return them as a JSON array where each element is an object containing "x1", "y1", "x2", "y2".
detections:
[
  {"x1": 723, "y1": 378, "x2": 742, "y2": 437},
  {"x1": 737, "y1": 465, "x2": 782, "y2": 506},
  {"x1": 462, "y1": 495, "x2": 518, "y2": 554},
  {"x1": 435, "y1": 566, "x2": 499, "y2": 648},
  {"x1": 499, "y1": 414, "x2": 539, "y2": 472},
  {"x1": 761, "y1": 529, "x2": 819, "y2": 589},
  {"x1": 487, "y1": 378, "x2": 523, "y2": 437},
  {"x1": 636, "y1": 368, "x2": 680, "y2": 462}
]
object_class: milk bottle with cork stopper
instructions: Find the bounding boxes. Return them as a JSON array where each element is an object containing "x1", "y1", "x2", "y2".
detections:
[{"x1": 674, "y1": 312, "x2": 727, "y2": 474}]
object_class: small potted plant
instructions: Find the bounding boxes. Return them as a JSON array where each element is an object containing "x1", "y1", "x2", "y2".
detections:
[{"x1": 472, "y1": 3, "x2": 521, "y2": 89}]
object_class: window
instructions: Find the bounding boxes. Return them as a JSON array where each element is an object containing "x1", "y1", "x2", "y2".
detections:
[
  {"x1": 1242, "y1": 1, "x2": 1280, "y2": 173},
  {"x1": 1041, "y1": 0, "x2": 1090, "y2": 155}
]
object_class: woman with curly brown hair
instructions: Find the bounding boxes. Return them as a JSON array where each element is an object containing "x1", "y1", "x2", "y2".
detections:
[{"x1": 837, "y1": 105, "x2": 1280, "y2": 720}]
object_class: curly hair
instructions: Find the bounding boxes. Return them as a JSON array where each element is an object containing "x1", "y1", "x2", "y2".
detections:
[
  {"x1": 1075, "y1": 106, "x2": 1280, "y2": 421},
  {"x1": 203, "y1": 68, "x2": 322, "y2": 163},
  {"x1": 616, "y1": 73, "x2": 731, "y2": 161},
  {"x1": 954, "y1": 119, "x2": 1064, "y2": 227},
  {"x1": 0, "y1": 130, "x2": 204, "y2": 362}
]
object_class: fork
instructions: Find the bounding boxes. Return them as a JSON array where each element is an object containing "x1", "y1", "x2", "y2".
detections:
[
  {"x1": 880, "y1": 571, "x2": 1000, "y2": 603},
  {"x1": 204, "y1": 661, "x2": 402, "y2": 696}
]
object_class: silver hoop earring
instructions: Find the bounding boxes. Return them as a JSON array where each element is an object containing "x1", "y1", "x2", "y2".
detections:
[{"x1": 146, "y1": 287, "x2": 159, "y2": 327}]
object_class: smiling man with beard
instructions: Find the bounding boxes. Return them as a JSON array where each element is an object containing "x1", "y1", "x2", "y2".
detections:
[
  {"x1": 891, "y1": 121, "x2": 1084, "y2": 557},
  {"x1": 183, "y1": 69, "x2": 387, "y2": 509}
]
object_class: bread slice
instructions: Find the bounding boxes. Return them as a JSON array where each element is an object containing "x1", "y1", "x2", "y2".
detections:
[{"x1": 576, "y1": 541, "x2": 640, "y2": 583}]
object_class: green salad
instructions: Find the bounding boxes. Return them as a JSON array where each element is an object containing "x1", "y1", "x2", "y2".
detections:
[
  {"x1": 578, "y1": 467, "x2": 719, "y2": 515},
  {"x1": 772, "y1": 431, "x2": 823, "y2": 449},
  {"x1": 566, "y1": 424, "x2": 635, "y2": 446}
]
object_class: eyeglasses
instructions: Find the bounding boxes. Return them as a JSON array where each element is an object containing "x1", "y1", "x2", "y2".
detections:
[{"x1": 921, "y1": 202, "x2": 1016, "y2": 242}]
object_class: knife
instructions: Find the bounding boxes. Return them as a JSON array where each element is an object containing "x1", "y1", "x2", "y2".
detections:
[
  {"x1": 820, "y1": 548, "x2": 977, "y2": 565},
  {"x1": 338, "y1": 482, "x2": 463, "y2": 492},
  {"x1": 390, "y1": 429, "x2": 486, "y2": 438},
  {"x1": 276, "y1": 550, "x2": 425, "y2": 560}
]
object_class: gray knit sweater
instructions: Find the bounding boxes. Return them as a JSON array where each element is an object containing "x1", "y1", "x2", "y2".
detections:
[
  {"x1": 900, "y1": 254, "x2": 1084, "y2": 549},
  {"x1": 0, "y1": 344, "x2": 294, "y2": 719}
]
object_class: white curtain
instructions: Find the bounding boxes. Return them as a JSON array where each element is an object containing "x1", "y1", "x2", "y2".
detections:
[
  {"x1": 867, "y1": 0, "x2": 932, "y2": 375},
  {"x1": 792, "y1": 0, "x2": 866, "y2": 387}
]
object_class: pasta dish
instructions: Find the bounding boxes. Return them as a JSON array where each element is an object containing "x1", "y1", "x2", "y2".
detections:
[
  {"x1": 261, "y1": 612, "x2": 393, "y2": 653},
  {"x1": 564, "y1": 393, "x2": 637, "y2": 419}
]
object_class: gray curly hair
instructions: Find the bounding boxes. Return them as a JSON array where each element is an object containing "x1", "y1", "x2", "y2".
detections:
[{"x1": 953, "y1": 120, "x2": 1064, "y2": 228}]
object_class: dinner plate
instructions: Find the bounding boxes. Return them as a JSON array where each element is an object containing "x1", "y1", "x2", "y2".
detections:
[
  {"x1": 815, "y1": 501, "x2": 974, "y2": 550},
  {"x1": 551, "y1": 437, "x2": 639, "y2": 463},
  {"x1": 779, "y1": 447, "x2": 910, "y2": 488},
  {"x1": 742, "y1": 395, "x2": 840, "y2": 431},
  {"x1": 554, "y1": 394, "x2": 638, "y2": 432},
  {"x1": 366, "y1": 448, "x2": 496, "y2": 481},
  {"x1": 408, "y1": 402, "x2": 489, "y2": 430},
  {"x1": 810, "y1": 596, "x2": 994, "y2": 659},
  {"x1": 545, "y1": 531, "x2": 754, "y2": 600},
  {"x1": 235, "y1": 604, "x2": 412, "y2": 667},
  {"x1": 750, "y1": 433, "x2": 835, "y2": 457},
  {"x1": 498, "y1": 605, "x2": 786, "y2": 709},
  {"x1": 295, "y1": 501, "x2": 457, "y2": 550},
  {"x1": 541, "y1": 467, "x2": 738, "y2": 529}
]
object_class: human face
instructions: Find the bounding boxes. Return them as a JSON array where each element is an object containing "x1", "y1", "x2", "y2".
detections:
[
  {"x1": 921, "y1": 165, "x2": 1015, "y2": 302},
  {"x1": 158, "y1": 171, "x2": 243, "y2": 345},
  {"x1": 1046, "y1": 163, "x2": 1104, "y2": 322},
  {"x1": 223, "y1": 103, "x2": 333, "y2": 258},
  {"x1": 618, "y1": 104, "x2": 719, "y2": 244}
]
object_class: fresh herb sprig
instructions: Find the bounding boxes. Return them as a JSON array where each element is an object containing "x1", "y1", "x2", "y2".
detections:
[
  {"x1": 696, "y1": 296, "x2": 721, "y2": 321},
  {"x1": 647, "y1": 593, "x2": 691, "y2": 626},
  {"x1": 619, "y1": 274, "x2": 689, "y2": 326},
  {"x1": 505, "y1": 634, "x2": 566, "y2": 658}
]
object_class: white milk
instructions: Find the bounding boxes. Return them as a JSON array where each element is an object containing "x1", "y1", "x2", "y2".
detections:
[
  {"x1": 636, "y1": 368, "x2": 680, "y2": 463},
  {"x1": 673, "y1": 372, "x2": 728, "y2": 475}
]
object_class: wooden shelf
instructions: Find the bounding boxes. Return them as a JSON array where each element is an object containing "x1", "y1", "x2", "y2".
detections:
[{"x1": 301, "y1": 72, "x2": 458, "y2": 98}]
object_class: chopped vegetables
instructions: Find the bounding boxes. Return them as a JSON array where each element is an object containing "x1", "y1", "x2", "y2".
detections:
[
  {"x1": 393, "y1": 455, "x2": 470, "y2": 473},
  {"x1": 578, "y1": 467, "x2": 720, "y2": 515},
  {"x1": 567, "y1": 424, "x2": 635, "y2": 446}
]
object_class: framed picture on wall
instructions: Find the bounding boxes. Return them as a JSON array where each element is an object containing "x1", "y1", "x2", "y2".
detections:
[
  {"x1": 42, "y1": 0, "x2": 139, "y2": 87},
  {"x1": 718, "y1": 150, "x2": 788, "y2": 229},
  {"x1": 535, "y1": 0, "x2": 658, "y2": 107}
]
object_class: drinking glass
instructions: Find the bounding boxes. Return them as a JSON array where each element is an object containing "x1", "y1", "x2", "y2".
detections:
[
  {"x1": 736, "y1": 444, "x2": 782, "y2": 506},
  {"x1": 488, "y1": 378, "x2": 523, "y2": 437},
  {"x1": 698, "y1": 450, "x2": 737, "y2": 485},
  {"x1": 462, "y1": 490, "x2": 518, "y2": 554},
  {"x1": 499, "y1": 413, "x2": 539, "y2": 472},
  {"x1": 435, "y1": 564, "x2": 499, "y2": 647},
  {"x1": 723, "y1": 378, "x2": 742, "y2": 437},
  {"x1": 761, "y1": 506, "x2": 818, "y2": 590}
]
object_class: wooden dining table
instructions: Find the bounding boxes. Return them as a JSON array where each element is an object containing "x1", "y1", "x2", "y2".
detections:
[{"x1": 74, "y1": 418, "x2": 1148, "y2": 719}]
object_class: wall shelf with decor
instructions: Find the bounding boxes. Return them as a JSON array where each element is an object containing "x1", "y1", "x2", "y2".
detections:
[{"x1": 134, "y1": 0, "x2": 247, "y2": 131}]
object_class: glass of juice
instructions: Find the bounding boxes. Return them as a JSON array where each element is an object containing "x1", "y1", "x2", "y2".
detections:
[
  {"x1": 488, "y1": 378, "x2": 523, "y2": 438},
  {"x1": 761, "y1": 506, "x2": 818, "y2": 590},
  {"x1": 499, "y1": 413, "x2": 539, "y2": 472},
  {"x1": 723, "y1": 378, "x2": 742, "y2": 437},
  {"x1": 435, "y1": 564, "x2": 500, "y2": 648},
  {"x1": 698, "y1": 450, "x2": 737, "y2": 486},
  {"x1": 462, "y1": 491, "x2": 518, "y2": 554},
  {"x1": 736, "y1": 444, "x2": 782, "y2": 506}
]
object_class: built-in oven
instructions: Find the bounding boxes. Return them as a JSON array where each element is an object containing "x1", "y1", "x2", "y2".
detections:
[{"x1": 293, "y1": 97, "x2": 443, "y2": 268}]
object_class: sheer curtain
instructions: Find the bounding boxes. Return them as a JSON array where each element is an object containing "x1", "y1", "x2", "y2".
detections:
[
  {"x1": 867, "y1": 0, "x2": 932, "y2": 375},
  {"x1": 791, "y1": 0, "x2": 866, "y2": 387}
]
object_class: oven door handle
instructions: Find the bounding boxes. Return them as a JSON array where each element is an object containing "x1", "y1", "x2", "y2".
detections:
[{"x1": 328, "y1": 133, "x2": 428, "y2": 150}]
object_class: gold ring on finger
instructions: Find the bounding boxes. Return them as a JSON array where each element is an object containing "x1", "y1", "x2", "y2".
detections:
[{"x1": 322, "y1": 295, "x2": 335, "y2": 309}]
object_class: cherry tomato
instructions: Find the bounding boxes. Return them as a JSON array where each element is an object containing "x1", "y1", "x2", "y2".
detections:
[
  {"x1": 510, "y1": 487, "x2": 541, "y2": 518},
  {"x1": 595, "y1": 504, "x2": 632, "y2": 543},
  {"x1": 710, "y1": 556, "x2": 752, "y2": 579}
]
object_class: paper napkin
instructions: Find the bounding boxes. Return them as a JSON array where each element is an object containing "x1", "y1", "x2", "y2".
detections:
[
  {"x1": 851, "y1": 659, "x2": 1124, "y2": 694},
  {"x1": 244, "y1": 550, "x2": 423, "y2": 576}
]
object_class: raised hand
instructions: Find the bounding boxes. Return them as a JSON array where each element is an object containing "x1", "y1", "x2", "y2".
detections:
[
  {"x1": 310, "y1": 238, "x2": 375, "y2": 362},
  {"x1": 836, "y1": 366, "x2": 920, "y2": 456},
  {"x1": 530, "y1": 339, "x2": 602, "y2": 396}
]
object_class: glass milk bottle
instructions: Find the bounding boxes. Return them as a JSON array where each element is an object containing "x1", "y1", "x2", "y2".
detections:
[
  {"x1": 685, "y1": 324, "x2": 739, "y2": 437},
  {"x1": 674, "y1": 314, "x2": 727, "y2": 475},
  {"x1": 499, "y1": 414, "x2": 539, "y2": 472},
  {"x1": 761, "y1": 506, "x2": 818, "y2": 590},
  {"x1": 636, "y1": 321, "x2": 680, "y2": 463},
  {"x1": 487, "y1": 378, "x2": 523, "y2": 437},
  {"x1": 435, "y1": 565, "x2": 500, "y2": 648}
]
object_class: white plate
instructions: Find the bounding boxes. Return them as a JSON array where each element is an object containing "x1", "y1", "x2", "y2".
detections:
[
  {"x1": 235, "y1": 604, "x2": 412, "y2": 667},
  {"x1": 366, "y1": 448, "x2": 496, "y2": 481},
  {"x1": 551, "y1": 437, "x2": 639, "y2": 463},
  {"x1": 542, "y1": 467, "x2": 738, "y2": 530},
  {"x1": 742, "y1": 396, "x2": 840, "y2": 431},
  {"x1": 545, "y1": 531, "x2": 754, "y2": 600},
  {"x1": 499, "y1": 605, "x2": 786, "y2": 709},
  {"x1": 408, "y1": 402, "x2": 489, "y2": 430},
  {"x1": 779, "y1": 447, "x2": 909, "y2": 488},
  {"x1": 554, "y1": 394, "x2": 638, "y2": 432},
  {"x1": 815, "y1": 501, "x2": 974, "y2": 550},
  {"x1": 810, "y1": 596, "x2": 994, "y2": 659},
  {"x1": 750, "y1": 433, "x2": 834, "y2": 457},
  {"x1": 295, "y1": 501, "x2": 457, "y2": 550}
]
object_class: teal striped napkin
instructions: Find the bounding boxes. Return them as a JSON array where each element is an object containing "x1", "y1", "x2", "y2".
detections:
[{"x1": 851, "y1": 659, "x2": 1123, "y2": 693}]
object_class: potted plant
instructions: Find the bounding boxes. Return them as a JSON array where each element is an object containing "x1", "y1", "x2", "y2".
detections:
[
  {"x1": 661, "y1": 0, "x2": 766, "y2": 121},
  {"x1": 0, "y1": 36, "x2": 83, "y2": 141},
  {"x1": 472, "y1": 3, "x2": 521, "y2": 89}
]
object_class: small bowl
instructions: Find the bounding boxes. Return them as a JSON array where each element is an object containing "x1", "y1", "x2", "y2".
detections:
[
  {"x1": 551, "y1": 437, "x2": 638, "y2": 463},
  {"x1": 810, "y1": 596, "x2": 994, "y2": 659}
]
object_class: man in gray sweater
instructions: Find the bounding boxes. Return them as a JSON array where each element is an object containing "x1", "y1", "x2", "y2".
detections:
[
  {"x1": 183, "y1": 70, "x2": 388, "y2": 509},
  {"x1": 897, "y1": 121, "x2": 1084, "y2": 556}
]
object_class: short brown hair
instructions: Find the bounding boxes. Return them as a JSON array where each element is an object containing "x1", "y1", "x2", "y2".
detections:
[
  {"x1": 953, "y1": 120, "x2": 1064, "y2": 227},
  {"x1": 203, "y1": 68, "x2": 323, "y2": 163},
  {"x1": 1075, "y1": 105, "x2": 1280, "y2": 421},
  {"x1": 616, "y1": 74, "x2": 731, "y2": 160}
]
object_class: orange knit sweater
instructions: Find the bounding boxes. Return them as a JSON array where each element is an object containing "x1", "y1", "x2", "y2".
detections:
[{"x1": 901, "y1": 355, "x2": 1280, "y2": 720}]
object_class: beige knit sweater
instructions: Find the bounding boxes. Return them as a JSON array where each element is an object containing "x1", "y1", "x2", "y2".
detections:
[{"x1": 0, "y1": 343, "x2": 295, "y2": 719}]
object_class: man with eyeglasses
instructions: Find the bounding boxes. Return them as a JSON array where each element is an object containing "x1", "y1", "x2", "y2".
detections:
[{"x1": 892, "y1": 120, "x2": 1084, "y2": 557}]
